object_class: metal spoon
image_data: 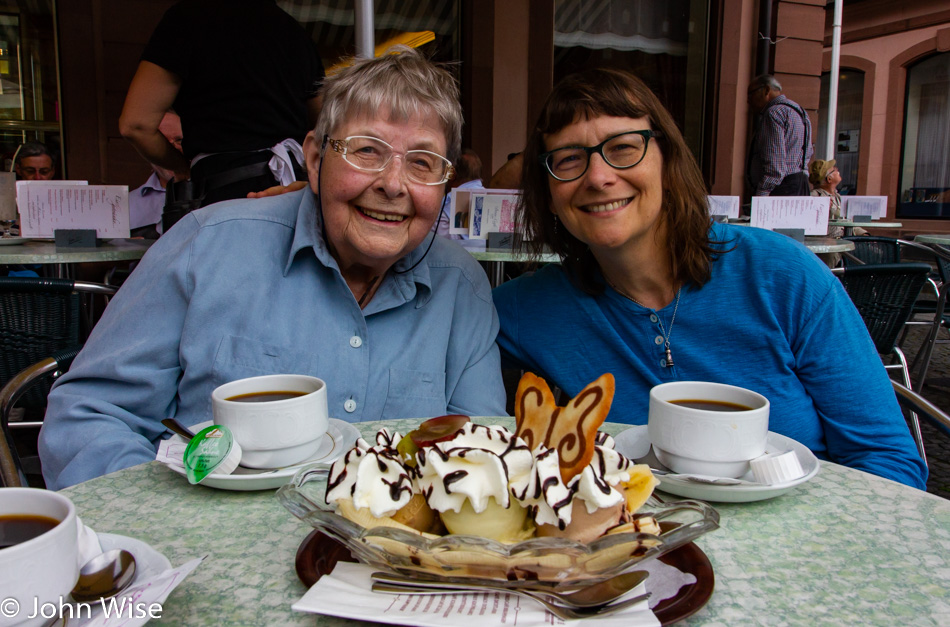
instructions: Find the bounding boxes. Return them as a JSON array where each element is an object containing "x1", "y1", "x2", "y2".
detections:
[
  {"x1": 371, "y1": 569, "x2": 649, "y2": 608},
  {"x1": 162, "y1": 418, "x2": 197, "y2": 441},
  {"x1": 71, "y1": 549, "x2": 136, "y2": 603},
  {"x1": 650, "y1": 468, "x2": 762, "y2": 486}
]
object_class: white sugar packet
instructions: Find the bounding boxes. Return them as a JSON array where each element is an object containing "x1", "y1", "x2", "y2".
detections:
[
  {"x1": 294, "y1": 559, "x2": 695, "y2": 626},
  {"x1": 156, "y1": 439, "x2": 187, "y2": 467}
]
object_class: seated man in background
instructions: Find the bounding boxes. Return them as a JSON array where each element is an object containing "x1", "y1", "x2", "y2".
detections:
[
  {"x1": 129, "y1": 111, "x2": 183, "y2": 238},
  {"x1": 40, "y1": 47, "x2": 507, "y2": 489},
  {"x1": 13, "y1": 141, "x2": 56, "y2": 180}
]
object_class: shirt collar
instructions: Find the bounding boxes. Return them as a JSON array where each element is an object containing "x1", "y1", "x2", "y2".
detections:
[
  {"x1": 284, "y1": 191, "x2": 433, "y2": 306},
  {"x1": 140, "y1": 171, "x2": 165, "y2": 195}
]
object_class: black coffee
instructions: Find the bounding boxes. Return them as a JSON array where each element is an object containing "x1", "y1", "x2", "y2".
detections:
[
  {"x1": 670, "y1": 399, "x2": 752, "y2": 411},
  {"x1": 0, "y1": 514, "x2": 60, "y2": 550},
  {"x1": 226, "y1": 391, "x2": 307, "y2": 403}
]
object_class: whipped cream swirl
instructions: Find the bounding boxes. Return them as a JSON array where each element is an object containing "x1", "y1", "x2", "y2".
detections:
[
  {"x1": 325, "y1": 428, "x2": 414, "y2": 518},
  {"x1": 416, "y1": 423, "x2": 533, "y2": 513},
  {"x1": 515, "y1": 439, "x2": 634, "y2": 529}
]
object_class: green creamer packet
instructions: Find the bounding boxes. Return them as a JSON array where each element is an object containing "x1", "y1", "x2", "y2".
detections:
[{"x1": 184, "y1": 425, "x2": 241, "y2": 484}]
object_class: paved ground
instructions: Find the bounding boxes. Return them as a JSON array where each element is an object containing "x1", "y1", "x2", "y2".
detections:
[{"x1": 899, "y1": 324, "x2": 950, "y2": 500}]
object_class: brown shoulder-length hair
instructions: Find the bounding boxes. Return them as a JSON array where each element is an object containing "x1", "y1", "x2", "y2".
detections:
[{"x1": 520, "y1": 68, "x2": 724, "y2": 294}]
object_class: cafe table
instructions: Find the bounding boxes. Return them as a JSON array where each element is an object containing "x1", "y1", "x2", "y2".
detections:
[
  {"x1": 0, "y1": 238, "x2": 154, "y2": 278},
  {"x1": 61, "y1": 417, "x2": 950, "y2": 626},
  {"x1": 828, "y1": 220, "x2": 902, "y2": 237},
  {"x1": 803, "y1": 237, "x2": 855, "y2": 255},
  {"x1": 468, "y1": 248, "x2": 561, "y2": 287},
  {"x1": 914, "y1": 234, "x2": 950, "y2": 247}
]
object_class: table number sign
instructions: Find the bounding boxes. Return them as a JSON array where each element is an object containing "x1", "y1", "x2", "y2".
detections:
[
  {"x1": 750, "y1": 196, "x2": 830, "y2": 235},
  {"x1": 841, "y1": 196, "x2": 887, "y2": 220},
  {"x1": 17, "y1": 181, "x2": 130, "y2": 238},
  {"x1": 707, "y1": 195, "x2": 740, "y2": 219},
  {"x1": 450, "y1": 188, "x2": 521, "y2": 237},
  {"x1": 468, "y1": 191, "x2": 520, "y2": 239}
]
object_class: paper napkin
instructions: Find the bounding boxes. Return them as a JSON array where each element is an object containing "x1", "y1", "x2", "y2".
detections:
[
  {"x1": 294, "y1": 559, "x2": 697, "y2": 626},
  {"x1": 69, "y1": 523, "x2": 203, "y2": 627}
]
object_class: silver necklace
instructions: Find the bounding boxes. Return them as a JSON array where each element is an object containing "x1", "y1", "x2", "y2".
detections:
[{"x1": 607, "y1": 279, "x2": 682, "y2": 368}]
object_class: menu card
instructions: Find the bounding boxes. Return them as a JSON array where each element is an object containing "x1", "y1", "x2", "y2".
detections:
[
  {"x1": 450, "y1": 188, "x2": 521, "y2": 238},
  {"x1": 17, "y1": 181, "x2": 130, "y2": 238},
  {"x1": 707, "y1": 195, "x2": 740, "y2": 219},
  {"x1": 294, "y1": 562, "x2": 669, "y2": 626},
  {"x1": 750, "y1": 196, "x2": 830, "y2": 235},
  {"x1": 841, "y1": 195, "x2": 886, "y2": 220}
]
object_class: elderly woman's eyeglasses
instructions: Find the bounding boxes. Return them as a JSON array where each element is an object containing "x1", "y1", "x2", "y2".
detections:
[
  {"x1": 325, "y1": 135, "x2": 455, "y2": 185},
  {"x1": 539, "y1": 130, "x2": 662, "y2": 182}
]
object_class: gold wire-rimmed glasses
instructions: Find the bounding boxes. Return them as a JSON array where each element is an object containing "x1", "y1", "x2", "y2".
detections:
[
  {"x1": 539, "y1": 130, "x2": 662, "y2": 182},
  {"x1": 325, "y1": 135, "x2": 455, "y2": 185}
]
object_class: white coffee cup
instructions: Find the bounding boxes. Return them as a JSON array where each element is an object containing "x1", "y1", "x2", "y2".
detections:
[
  {"x1": 212, "y1": 374, "x2": 329, "y2": 469},
  {"x1": 0, "y1": 488, "x2": 79, "y2": 627},
  {"x1": 648, "y1": 381, "x2": 770, "y2": 478}
]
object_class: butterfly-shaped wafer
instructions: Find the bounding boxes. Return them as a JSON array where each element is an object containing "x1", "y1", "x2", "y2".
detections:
[{"x1": 514, "y1": 372, "x2": 615, "y2": 482}]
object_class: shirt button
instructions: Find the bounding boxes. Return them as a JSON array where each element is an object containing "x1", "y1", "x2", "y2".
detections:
[
  {"x1": 654, "y1": 335, "x2": 664, "y2": 345},
  {"x1": 344, "y1": 399, "x2": 357, "y2": 413},
  {"x1": 650, "y1": 314, "x2": 659, "y2": 323},
  {"x1": 349, "y1": 336, "x2": 363, "y2": 348}
]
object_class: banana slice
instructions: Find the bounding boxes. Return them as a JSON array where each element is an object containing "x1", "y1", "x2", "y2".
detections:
[{"x1": 622, "y1": 464, "x2": 660, "y2": 514}]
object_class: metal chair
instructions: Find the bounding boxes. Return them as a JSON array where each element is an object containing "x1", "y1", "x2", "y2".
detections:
[
  {"x1": 842, "y1": 236, "x2": 900, "y2": 267},
  {"x1": 899, "y1": 241, "x2": 950, "y2": 391},
  {"x1": 0, "y1": 348, "x2": 81, "y2": 487},
  {"x1": 0, "y1": 277, "x2": 115, "y2": 418},
  {"x1": 834, "y1": 263, "x2": 932, "y2": 461},
  {"x1": 0, "y1": 277, "x2": 115, "y2": 486},
  {"x1": 892, "y1": 380, "x2": 950, "y2": 467}
]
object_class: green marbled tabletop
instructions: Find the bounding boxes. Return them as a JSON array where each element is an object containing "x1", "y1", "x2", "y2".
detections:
[
  {"x1": 0, "y1": 238, "x2": 153, "y2": 264},
  {"x1": 62, "y1": 418, "x2": 950, "y2": 626}
]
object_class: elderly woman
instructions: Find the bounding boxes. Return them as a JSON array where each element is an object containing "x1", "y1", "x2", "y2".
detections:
[
  {"x1": 40, "y1": 48, "x2": 506, "y2": 489},
  {"x1": 493, "y1": 69, "x2": 926, "y2": 489}
]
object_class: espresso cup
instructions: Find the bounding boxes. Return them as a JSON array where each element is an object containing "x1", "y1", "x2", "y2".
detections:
[
  {"x1": 648, "y1": 381, "x2": 770, "y2": 478},
  {"x1": 212, "y1": 374, "x2": 329, "y2": 468},
  {"x1": 0, "y1": 488, "x2": 79, "y2": 627}
]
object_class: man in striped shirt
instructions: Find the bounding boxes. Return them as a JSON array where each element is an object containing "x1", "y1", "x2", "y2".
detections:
[{"x1": 746, "y1": 74, "x2": 813, "y2": 197}]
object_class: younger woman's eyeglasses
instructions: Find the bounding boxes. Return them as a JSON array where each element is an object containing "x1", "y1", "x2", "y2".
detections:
[{"x1": 539, "y1": 130, "x2": 662, "y2": 182}]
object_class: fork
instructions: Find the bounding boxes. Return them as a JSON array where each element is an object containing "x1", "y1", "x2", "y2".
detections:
[{"x1": 370, "y1": 581, "x2": 651, "y2": 620}]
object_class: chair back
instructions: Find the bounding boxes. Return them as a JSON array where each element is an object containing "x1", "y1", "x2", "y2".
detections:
[
  {"x1": 0, "y1": 277, "x2": 115, "y2": 416},
  {"x1": 842, "y1": 236, "x2": 900, "y2": 267},
  {"x1": 834, "y1": 263, "x2": 931, "y2": 354},
  {"x1": 0, "y1": 347, "x2": 81, "y2": 487}
]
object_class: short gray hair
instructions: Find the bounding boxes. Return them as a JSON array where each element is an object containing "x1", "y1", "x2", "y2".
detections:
[
  {"x1": 749, "y1": 73, "x2": 782, "y2": 93},
  {"x1": 315, "y1": 46, "x2": 462, "y2": 163},
  {"x1": 15, "y1": 141, "x2": 55, "y2": 166}
]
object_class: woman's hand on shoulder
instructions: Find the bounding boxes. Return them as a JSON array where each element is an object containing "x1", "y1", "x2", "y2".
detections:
[{"x1": 247, "y1": 181, "x2": 306, "y2": 199}]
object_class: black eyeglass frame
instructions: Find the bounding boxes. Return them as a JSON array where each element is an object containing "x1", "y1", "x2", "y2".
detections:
[{"x1": 538, "y1": 130, "x2": 663, "y2": 182}]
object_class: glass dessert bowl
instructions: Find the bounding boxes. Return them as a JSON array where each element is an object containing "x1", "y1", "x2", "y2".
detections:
[{"x1": 277, "y1": 463, "x2": 720, "y2": 591}]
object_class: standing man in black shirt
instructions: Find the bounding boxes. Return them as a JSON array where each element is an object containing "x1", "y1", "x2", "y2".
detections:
[{"x1": 119, "y1": 0, "x2": 325, "y2": 228}]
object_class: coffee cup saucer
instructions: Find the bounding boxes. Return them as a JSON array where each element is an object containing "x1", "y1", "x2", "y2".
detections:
[
  {"x1": 163, "y1": 419, "x2": 359, "y2": 491},
  {"x1": 613, "y1": 425, "x2": 819, "y2": 503}
]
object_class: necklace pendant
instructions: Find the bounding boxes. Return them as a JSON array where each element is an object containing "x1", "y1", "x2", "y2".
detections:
[{"x1": 664, "y1": 346, "x2": 674, "y2": 368}]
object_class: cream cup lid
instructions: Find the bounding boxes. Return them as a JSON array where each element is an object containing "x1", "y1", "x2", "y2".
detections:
[
  {"x1": 184, "y1": 425, "x2": 242, "y2": 484},
  {"x1": 749, "y1": 450, "x2": 805, "y2": 485}
]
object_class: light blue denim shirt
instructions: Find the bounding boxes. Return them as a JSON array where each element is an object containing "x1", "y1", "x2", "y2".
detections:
[{"x1": 40, "y1": 190, "x2": 506, "y2": 489}]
